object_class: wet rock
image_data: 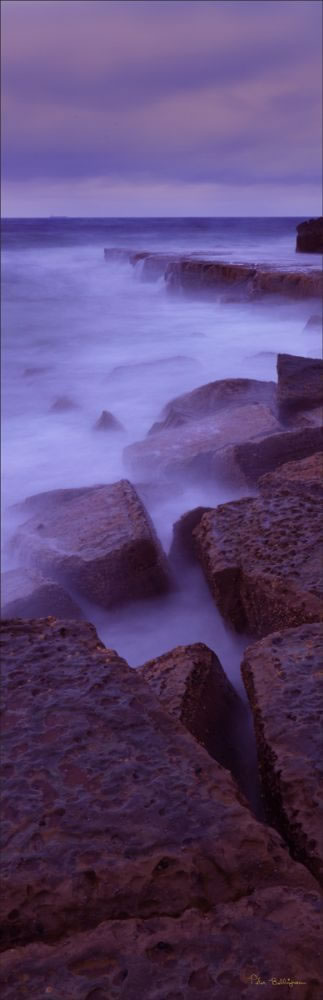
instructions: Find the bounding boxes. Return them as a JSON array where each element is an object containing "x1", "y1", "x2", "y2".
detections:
[
  {"x1": 15, "y1": 484, "x2": 107, "y2": 517},
  {"x1": 1, "y1": 890, "x2": 322, "y2": 1000},
  {"x1": 124, "y1": 404, "x2": 280, "y2": 482},
  {"x1": 1, "y1": 569, "x2": 82, "y2": 620},
  {"x1": 242, "y1": 623, "x2": 323, "y2": 885},
  {"x1": 164, "y1": 257, "x2": 322, "y2": 299},
  {"x1": 0, "y1": 618, "x2": 318, "y2": 953},
  {"x1": 194, "y1": 466, "x2": 322, "y2": 636},
  {"x1": 148, "y1": 378, "x2": 277, "y2": 435},
  {"x1": 258, "y1": 452, "x2": 323, "y2": 493},
  {"x1": 249, "y1": 269, "x2": 322, "y2": 299},
  {"x1": 170, "y1": 507, "x2": 212, "y2": 564},
  {"x1": 277, "y1": 353, "x2": 323, "y2": 415},
  {"x1": 50, "y1": 396, "x2": 79, "y2": 412},
  {"x1": 296, "y1": 217, "x2": 323, "y2": 253},
  {"x1": 94, "y1": 410, "x2": 124, "y2": 432},
  {"x1": 14, "y1": 480, "x2": 170, "y2": 609},
  {"x1": 232, "y1": 425, "x2": 323, "y2": 485},
  {"x1": 139, "y1": 642, "x2": 244, "y2": 784}
]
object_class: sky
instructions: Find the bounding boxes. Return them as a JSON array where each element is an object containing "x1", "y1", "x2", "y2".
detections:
[{"x1": 1, "y1": 0, "x2": 322, "y2": 217}]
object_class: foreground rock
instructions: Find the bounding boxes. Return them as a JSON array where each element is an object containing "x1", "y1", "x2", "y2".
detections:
[
  {"x1": 232, "y1": 425, "x2": 323, "y2": 484},
  {"x1": 242, "y1": 624, "x2": 323, "y2": 885},
  {"x1": 14, "y1": 480, "x2": 170, "y2": 609},
  {"x1": 194, "y1": 457, "x2": 322, "y2": 636},
  {"x1": 259, "y1": 452, "x2": 323, "y2": 493},
  {"x1": 149, "y1": 378, "x2": 277, "y2": 434},
  {"x1": 1, "y1": 890, "x2": 322, "y2": 1000},
  {"x1": 0, "y1": 618, "x2": 319, "y2": 956},
  {"x1": 139, "y1": 643, "x2": 243, "y2": 783},
  {"x1": 277, "y1": 353, "x2": 323, "y2": 415},
  {"x1": 94, "y1": 409, "x2": 124, "y2": 432},
  {"x1": 1, "y1": 569, "x2": 82, "y2": 620},
  {"x1": 296, "y1": 217, "x2": 323, "y2": 253},
  {"x1": 125, "y1": 404, "x2": 280, "y2": 482}
]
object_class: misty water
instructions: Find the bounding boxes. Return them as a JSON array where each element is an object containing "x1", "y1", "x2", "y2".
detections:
[{"x1": 2, "y1": 218, "x2": 321, "y2": 809}]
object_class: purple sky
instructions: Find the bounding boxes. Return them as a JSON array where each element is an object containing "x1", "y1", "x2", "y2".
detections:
[{"x1": 2, "y1": 0, "x2": 322, "y2": 216}]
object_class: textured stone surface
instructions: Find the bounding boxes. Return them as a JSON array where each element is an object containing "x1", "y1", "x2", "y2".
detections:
[
  {"x1": 139, "y1": 643, "x2": 243, "y2": 782},
  {"x1": 170, "y1": 507, "x2": 212, "y2": 564},
  {"x1": 1, "y1": 569, "x2": 82, "y2": 620},
  {"x1": 0, "y1": 618, "x2": 317, "y2": 953},
  {"x1": 1, "y1": 890, "x2": 322, "y2": 1000},
  {"x1": 165, "y1": 257, "x2": 322, "y2": 299},
  {"x1": 296, "y1": 217, "x2": 323, "y2": 253},
  {"x1": 13, "y1": 480, "x2": 170, "y2": 609},
  {"x1": 259, "y1": 452, "x2": 323, "y2": 494},
  {"x1": 194, "y1": 468, "x2": 323, "y2": 636},
  {"x1": 232, "y1": 426, "x2": 323, "y2": 485},
  {"x1": 149, "y1": 378, "x2": 277, "y2": 435},
  {"x1": 277, "y1": 353, "x2": 323, "y2": 414},
  {"x1": 124, "y1": 404, "x2": 280, "y2": 481},
  {"x1": 242, "y1": 624, "x2": 323, "y2": 885}
]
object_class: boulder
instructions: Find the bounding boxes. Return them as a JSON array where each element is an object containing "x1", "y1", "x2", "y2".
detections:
[
  {"x1": 258, "y1": 452, "x2": 323, "y2": 494},
  {"x1": 1, "y1": 890, "x2": 322, "y2": 1000},
  {"x1": 242, "y1": 624, "x2": 323, "y2": 885},
  {"x1": 15, "y1": 484, "x2": 106, "y2": 517},
  {"x1": 139, "y1": 643, "x2": 243, "y2": 782},
  {"x1": 1, "y1": 569, "x2": 82, "y2": 620},
  {"x1": 194, "y1": 463, "x2": 322, "y2": 636},
  {"x1": 164, "y1": 257, "x2": 322, "y2": 299},
  {"x1": 231, "y1": 425, "x2": 323, "y2": 485},
  {"x1": 148, "y1": 378, "x2": 277, "y2": 435},
  {"x1": 170, "y1": 507, "x2": 212, "y2": 564},
  {"x1": 13, "y1": 480, "x2": 170, "y2": 609},
  {"x1": 50, "y1": 396, "x2": 79, "y2": 412},
  {"x1": 124, "y1": 404, "x2": 281, "y2": 482},
  {"x1": 277, "y1": 353, "x2": 323, "y2": 414},
  {"x1": 0, "y1": 618, "x2": 319, "y2": 956},
  {"x1": 296, "y1": 217, "x2": 323, "y2": 253},
  {"x1": 94, "y1": 410, "x2": 124, "y2": 432}
]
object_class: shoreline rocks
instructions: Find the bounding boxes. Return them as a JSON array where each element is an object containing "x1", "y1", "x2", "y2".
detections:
[
  {"x1": 277, "y1": 353, "x2": 323, "y2": 415},
  {"x1": 1, "y1": 569, "x2": 82, "y2": 620},
  {"x1": 296, "y1": 217, "x2": 323, "y2": 253},
  {"x1": 148, "y1": 377, "x2": 278, "y2": 435},
  {"x1": 93, "y1": 409, "x2": 124, "y2": 432}
]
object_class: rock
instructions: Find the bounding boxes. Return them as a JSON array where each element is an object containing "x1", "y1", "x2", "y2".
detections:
[
  {"x1": 249, "y1": 269, "x2": 322, "y2": 300},
  {"x1": 194, "y1": 465, "x2": 322, "y2": 636},
  {"x1": 124, "y1": 404, "x2": 281, "y2": 482},
  {"x1": 15, "y1": 484, "x2": 107, "y2": 517},
  {"x1": 296, "y1": 217, "x2": 323, "y2": 253},
  {"x1": 0, "y1": 618, "x2": 319, "y2": 953},
  {"x1": 139, "y1": 643, "x2": 244, "y2": 785},
  {"x1": 94, "y1": 410, "x2": 124, "y2": 432},
  {"x1": 277, "y1": 354, "x2": 323, "y2": 414},
  {"x1": 242, "y1": 624, "x2": 323, "y2": 885},
  {"x1": 258, "y1": 452, "x2": 323, "y2": 493},
  {"x1": 170, "y1": 507, "x2": 212, "y2": 564},
  {"x1": 50, "y1": 396, "x2": 79, "y2": 412},
  {"x1": 165, "y1": 257, "x2": 322, "y2": 299},
  {"x1": 14, "y1": 480, "x2": 170, "y2": 609},
  {"x1": 231, "y1": 426, "x2": 323, "y2": 485},
  {"x1": 1, "y1": 569, "x2": 82, "y2": 620},
  {"x1": 1, "y1": 890, "x2": 322, "y2": 999},
  {"x1": 148, "y1": 378, "x2": 277, "y2": 435},
  {"x1": 303, "y1": 314, "x2": 322, "y2": 331}
]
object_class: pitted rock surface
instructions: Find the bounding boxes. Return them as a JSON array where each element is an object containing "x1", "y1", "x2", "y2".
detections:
[
  {"x1": 259, "y1": 452, "x2": 323, "y2": 494},
  {"x1": 242, "y1": 624, "x2": 323, "y2": 885},
  {"x1": 13, "y1": 480, "x2": 170, "y2": 608},
  {"x1": 148, "y1": 378, "x2": 277, "y2": 435},
  {"x1": 0, "y1": 618, "x2": 317, "y2": 951},
  {"x1": 1, "y1": 569, "x2": 82, "y2": 620},
  {"x1": 232, "y1": 426, "x2": 323, "y2": 484},
  {"x1": 139, "y1": 643, "x2": 244, "y2": 782},
  {"x1": 194, "y1": 470, "x2": 323, "y2": 635},
  {"x1": 124, "y1": 404, "x2": 280, "y2": 482},
  {"x1": 277, "y1": 353, "x2": 323, "y2": 414},
  {"x1": 1, "y1": 890, "x2": 322, "y2": 1000}
]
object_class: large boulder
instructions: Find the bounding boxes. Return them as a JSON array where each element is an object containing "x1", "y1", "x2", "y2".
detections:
[
  {"x1": 1, "y1": 890, "x2": 322, "y2": 1000},
  {"x1": 1, "y1": 569, "x2": 82, "y2": 620},
  {"x1": 258, "y1": 452, "x2": 323, "y2": 493},
  {"x1": 124, "y1": 404, "x2": 280, "y2": 482},
  {"x1": 13, "y1": 480, "x2": 170, "y2": 609},
  {"x1": 0, "y1": 618, "x2": 318, "y2": 955},
  {"x1": 242, "y1": 624, "x2": 323, "y2": 885},
  {"x1": 194, "y1": 458, "x2": 322, "y2": 636},
  {"x1": 138, "y1": 643, "x2": 244, "y2": 783},
  {"x1": 277, "y1": 353, "x2": 323, "y2": 415},
  {"x1": 148, "y1": 378, "x2": 277, "y2": 435},
  {"x1": 231, "y1": 425, "x2": 323, "y2": 485},
  {"x1": 296, "y1": 217, "x2": 323, "y2": 253}
]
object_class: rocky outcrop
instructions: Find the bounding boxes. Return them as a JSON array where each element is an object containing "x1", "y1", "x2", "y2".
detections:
[
  {"x1": 296, "y1": 217, "x2": 323, "y2": 253},
  {"x1": 1, "y1": 569, "x2": 82, "y2": 620},
  {"x1": 242, "y1": 624, "x2": 323, "y2": 885},
  {"x1": 277, "y1": 353, "x2": 323, "y2": 415},
  {"x1": 1, "y1": 890, "x2": 322, "y2": 1000},
  {"x1": 0, "y1": 618, "x2": 320, "y2": 966},
  {"x1": 124, "y1": 404, "x2": 280, "y2": 482},
  {"x1": 139, "y1": 643, "x2": 243, "y2": 782},
  {"x1": 232, "y1": 425, "x2": 323, "y2": 485},
  {"x1": 94, "y1": 409, "x2": 124, "y2": 432},
  {"x1": 14, "y1": 480, "x2": 170, "y2": 609},
  {"x1": 170, "y1": 506, "x2": 212, "y2": 564},
  {"x1": 258, "y1": 452, "x2": 323, "y2": 493},
  {"x1": 148, "y1": 378, "x2": 277, "y2": 435},
  {"x1": 194, "y1": 458, "x2": 322, "y2": 636}
]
